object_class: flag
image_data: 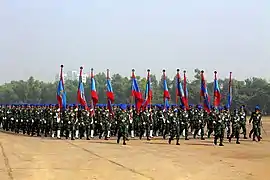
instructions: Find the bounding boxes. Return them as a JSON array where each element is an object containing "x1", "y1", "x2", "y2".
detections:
[
  {"x1": 77, "y1": 67, "x2": 88, "y2": 109},
  {"x1": 56, "y1": 65, "x2": 67, "y2": 110},
  {"x1": 176, "y1": 69, "x2": 188, "y2": 109},
  {"x1": 163, "y1": 70, "x2": 170, "y2": 110},
  {"x1": 106, "y1": 69, "x2": 114, "y2": 114},
  {"x1": 142, "y1": 69, "x2": 153, "y2": 108},
  {"x1": 200, "y1": 70, "x2": 211, "y2": 112},
  {"x1": 226, "y1": 72, "x2": 232, "y2": 109},
  {"x1": 90, "y1": 68, "x2": 99, "y2": 106},
  {"x1": 131, "y1": 69, "x2": 143, "y2": 111},
  {"x1": 183, "y1": 70, "x2": 189, "y2": 106},
  {"x1": 213, "y1": 71, "x2": 221, "y2": 108}
]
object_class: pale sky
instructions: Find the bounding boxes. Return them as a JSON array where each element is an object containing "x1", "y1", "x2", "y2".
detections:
[{"x1": 0, "y1": 0, "x2": 269, "y2": 83}]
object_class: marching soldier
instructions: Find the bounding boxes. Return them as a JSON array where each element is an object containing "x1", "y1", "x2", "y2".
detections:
[
  {"x1": 193, "y1": 105, "x2": 205, "y2": 140},
  {"x1": 239, "y1": 105, "x2": 247, "y2": 139},
  {"x1": 207, "y1": 107, "x2": 216, "y2": 138},
  {"x1": 214, "y1": 108, "x2": 225, "y2": 146},
  {"x1": 223, "y1": 106, "x2": 231, "y2": 139},
  {"x1": 168, "y1": 109, "x2": 180, "y2": 145},
  {"x1": 117, "y1": 105, "x2": 129, "y2": 145},
  {"x1": 180, "y1": 106, "x2": 189, "y2": 140},
  {"x1": 229, "y1": 109, "x2": 241, "y2": 144},
  {"x1": 249, "y1": 106, "x2": 262, "y2": 141}
]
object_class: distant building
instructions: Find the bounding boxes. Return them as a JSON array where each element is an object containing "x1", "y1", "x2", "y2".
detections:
[{"x1": 55, "y1": 70, "x2": 89, "y2": 83}]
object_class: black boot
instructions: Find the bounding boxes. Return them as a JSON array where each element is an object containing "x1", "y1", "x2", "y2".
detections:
[
  {"x1": 236, "y1": 137, "x2": 240, "y2": 144},
  {"x1": 214, "y1": 136, "x2": 217, "y2": 145},
  {"x1": 168, "y1": 137, "x2": 172, "y2": 144},
  {"x1": 176, "y1": 138, "x2": 180, "y2": 145}
]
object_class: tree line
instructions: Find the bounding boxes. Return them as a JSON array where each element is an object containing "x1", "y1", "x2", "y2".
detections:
[{"x1": 0, "y1": 68, "x2": 269, "y2": 113}]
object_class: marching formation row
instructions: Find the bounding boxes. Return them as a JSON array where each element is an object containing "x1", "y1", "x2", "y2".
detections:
[{"x1": 0, "y1": 104, "x2": 262, "y2": 146}]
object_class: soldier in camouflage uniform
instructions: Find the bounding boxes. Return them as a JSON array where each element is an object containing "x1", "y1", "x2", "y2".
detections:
[
  {"x1": 223, "y1": 106, "x2": 231, "y2": 139},
  {"x1": 193, "y1": 106, "x2": 205, "y2": 140},
  {"x1": 0, "y1": 105, "x2": 4, "y2": 129},
  {"x1": 239, "y1": 105, "x2": 247, "y2": 139},
  {"x1": 102, "y1": 108, "x2": 111, "y2": 140},
  {"x1": 63, "y1": 107, "x2": 71, "y2": 139},
  {"x1": 249, "y1": 106, "x2": 262, "y2": 141},
  {"x1": 180, "y1": 107, "x2": 189, "y2": 140},
  {"x1": 229, "y1": 109, "x2": 241, "y2": 144},
  {"x1": 117, "y1": 105, "x2": 129, "y2": 145},
  {"x1": 207, "y1": 107, "x2": 216, "y2": 138},
  {"x1": 128, "y1": 106, "x2": 135, "y2": 138},
  {"x1": 213, "y1": 108, "x2": 225, "y2": 146},
  {"x1": 14, "y1": 105, "x2": 21, "y2": 134},
  {"x1": 168, "y1": 109, "x2": 180, "y2": 145}
]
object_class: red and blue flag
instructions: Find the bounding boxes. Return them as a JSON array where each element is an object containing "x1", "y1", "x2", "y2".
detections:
[
  {"x1": 106, "y1": 69, "x2": 114, "y2": 114},
  {"x1": 176, "y1": 69, "x2": 188, "y2": 109},
  {"x1": 163, "y1": 70, "x2": 170, "y2": 110},
  {"x1": 213, "y1": 71, "x2": 221, "y2": 108},
  {"x1": 56, "y1": 65, "x2": 67, "y2": 110},
  {"x1": 183, "y1": 70, "x2": 189, "y2": 107},
  {"x1": 131, "y1": 69, "x2": 143, "y2": 111},
  {"x1": 142, "y1": 69, "x2": 152, "y2": 108},
  {"x1": 200, "y1": 70, "x2": 211, "y2": 112},
  {"x1": 77, "y1": 67, "x2": 88, "y2": 109},
  {"x1": 90, "y1": 68, "x2": 99, "y2": 106}
]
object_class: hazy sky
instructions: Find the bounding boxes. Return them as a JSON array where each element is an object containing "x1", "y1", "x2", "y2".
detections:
[{"x1": 0, "y1": 0, "x2": 269, "y2": 83}]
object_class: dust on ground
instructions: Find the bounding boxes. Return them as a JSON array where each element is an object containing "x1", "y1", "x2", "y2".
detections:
[{"x1": 0, "y1": 118, "x2": 270, "y2": 180}]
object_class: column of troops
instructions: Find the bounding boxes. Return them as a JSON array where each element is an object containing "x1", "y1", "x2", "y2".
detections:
[{"x1": 0, "y1": 104, "x2": 263, "y2": 146}]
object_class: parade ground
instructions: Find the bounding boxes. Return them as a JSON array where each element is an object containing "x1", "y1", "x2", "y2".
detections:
[{"x1": 0, "y1": 119, "x2": 269, "y2": 180}]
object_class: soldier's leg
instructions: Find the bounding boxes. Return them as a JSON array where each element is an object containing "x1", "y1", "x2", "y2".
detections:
[
  {"x1": 56, "y1": 123, "x2": 61, "y2": 139},
  {"x1": 117, "y1": 131, "x2": 122, "y2": 144},
  {"x1": 241, "y1": 123, "x2": 247, "y2": 139},
  {"x1": 193, "y1": 126, "x2": 199, "y2": 139},
  {"x1": 200, "y1": 124, "x2": 205, "y2": 140},
  {"x1": 176, "y1": 127, "x2": 180, "y2": 145},
  {"x1": 226, "y1": 122, "x2": 231, "y2": 139},
  {"x1": 258, "y1": 124, "x2": 262, "y2": 139},
  {"x1": 229, "y1": 126, "x2": 235, "y2": 142},
  {"x1": 219, "y1": 130, "x2": 224, "y2": 146},
  {"x1": 236, "y1": 128, "x2": 240, "y2": 144},
  {"x1": 184, "y1": 124, "x2": 189, "y2": 140},
  {"x1": 249, "y1": 128, "x2": 254, "y2": 138},
  {"x1": 90, "y1": 124, "x2": 95, "y2": 138},
  {"x1": 168, "y1": 130, "x2": 175, "y2": 144},
  {"x1": 146, "y1": 124, "x2": 151, "y2": 141},
  {"x1": 252, "y1": 124, "x2": 258, "y2": 141},
  {"x1": 131, "y1": 123, "x2": 135, "y2": 138},
  {"x1": 207, "y1": 127, "x2": 213, "y2": 138}
]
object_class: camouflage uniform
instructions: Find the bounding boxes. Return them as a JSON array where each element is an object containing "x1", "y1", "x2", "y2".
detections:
[
  {"x1": 117, "y1": 107, "x2": 129, "y2": 145},
  {"x1": 249, "y1": 106, "x2": 262, "y2": 141},
  {"x1": 229, "y1": 109, "x2": 241, "y2": 144},
  {"x1": 168, "y1": 109, "x2": 180, "y2": 145},
  {"x1": 214, "y1": 110, "x2": 225, "y2": 146}
]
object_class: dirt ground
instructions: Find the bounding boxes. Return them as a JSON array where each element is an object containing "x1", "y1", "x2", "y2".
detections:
[{"x1": 0, "y1": 119, "x2": 270, "y2": 180}]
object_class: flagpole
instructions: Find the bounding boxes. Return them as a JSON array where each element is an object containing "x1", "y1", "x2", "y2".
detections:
[
  {"x1": 60, "y1": 65, "x2": 63, "y2": 79},
  {"x1": 130, "y1": 69, "x2": 135, "y2": 107},
  {"x1": 106, "y1": 68, "x2": 110, "y2": 111},
  {"x1": 90, "y1": 68, "x2": 93, "y2": 106},
  {"x1": 228, "y1": 71, "x2": 232, "y2": 110},
  {"x1": 59, "y1": 64, "x2": 64, "y2": 114},
  {"x1": 163, "y1": 69, "x2": 166, "y2": 108},
  {"x1": 147, "y1": 69, "x2": 151, "y2": 108},
  {"x1": 200, "y1": 70, "x2": 204, "y2": 105},
  {"x1": 213, "y1": 70, "x2": 217, "y2": 107},
  {"x1": 176, "y1": 69, "x2": 180, "y2": 105},
  {"x1": 79, "y1": 66, "x2": 83, "y2": 108}
]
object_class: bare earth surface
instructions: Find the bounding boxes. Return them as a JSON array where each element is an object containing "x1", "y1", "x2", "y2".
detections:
[{"x1": 0, "y1": 118, "x2": 270, "y2": 180}]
